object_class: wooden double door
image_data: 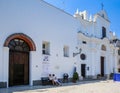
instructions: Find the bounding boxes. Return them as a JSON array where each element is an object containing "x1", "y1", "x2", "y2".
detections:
[{"x1": 9, "y1": 50, "x2": 29, "y2": 86}]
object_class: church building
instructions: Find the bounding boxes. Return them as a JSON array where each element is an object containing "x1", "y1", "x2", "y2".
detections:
[
  {"x1": 74, "y1": 10, "x2": 120, "y2": 79},
  {"x1": 0, "y1": 0, "x2": 119, "y2": 88}
]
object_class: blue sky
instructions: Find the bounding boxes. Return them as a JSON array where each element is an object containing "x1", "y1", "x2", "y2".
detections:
[{"x1": 44, "y1": 0, "x2": 120, "y2": 38}]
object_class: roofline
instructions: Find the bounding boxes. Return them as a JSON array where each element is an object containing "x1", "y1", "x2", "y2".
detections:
[
  {"x1": 96, "y1": 13, "x2": 111, "y2": 23},
  {"x1": 41, "y1": 0, "x2": 75, "y2": 19}
]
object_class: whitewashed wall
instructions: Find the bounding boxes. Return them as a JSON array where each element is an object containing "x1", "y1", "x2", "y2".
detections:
[
  {"x1": 0, "y1": 0, "x2": 79, "y2": 85},
  {"x1": 77, "y1": 33, "x2": 117, "y2": 77},
  {"x1": 0, "y1": 0, "x2": 118, "y2": 87}
]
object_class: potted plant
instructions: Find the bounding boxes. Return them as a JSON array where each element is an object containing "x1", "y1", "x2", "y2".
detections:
[
  {"x1": 72, "y1": 72, "x2": 79, "y2": 83},
  {"x1": 110, "y1": 73, "x2": 114, "y2": 79},
  {"x1": 97, "y1": 74, "x2": 101, "y2": 79}
]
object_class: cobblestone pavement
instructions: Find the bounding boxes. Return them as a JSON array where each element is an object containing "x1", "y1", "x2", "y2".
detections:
[{"x1": 0, "y1": 80, "x2": 120, "y2": 93}]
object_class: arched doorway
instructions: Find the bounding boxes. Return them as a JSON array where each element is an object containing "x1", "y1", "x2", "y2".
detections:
[
  {"x1": 9, "y1": 38, "x2": 30, "y2": 86},
  {"x1": 4, "y1": 33, "x2": 36, "y2": 86}
]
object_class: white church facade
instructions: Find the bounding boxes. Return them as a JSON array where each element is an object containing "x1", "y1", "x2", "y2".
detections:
[
  {"x1": 0, "y1": 0, "x2": 120, "y2": 88},
  {"x1": 74, "y1": 10, "x2": 120, "y2": 79}
]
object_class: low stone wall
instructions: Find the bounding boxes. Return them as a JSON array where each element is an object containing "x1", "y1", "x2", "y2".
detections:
[
  {"x1": 0, "y1": 82, "x2": 7, "y2": 88},
  {"x1": 33, "y1": 80, "x2": 41, "y2": 86},
  {"x1": 33, "y1": 77, "x2": 73, "y2": 86}
]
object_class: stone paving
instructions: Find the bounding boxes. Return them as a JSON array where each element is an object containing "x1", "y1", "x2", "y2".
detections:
[{"x1": 0, "y1": 80, "x2": 120, "y2": 93}]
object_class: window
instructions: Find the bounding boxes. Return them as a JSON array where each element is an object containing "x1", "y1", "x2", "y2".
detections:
[
  {"x1": 63, "y1": 46, "x2": 69, "y2": 57},
  {"x1": 102, "y1": 27, "x2": 106, "y2": 38},
  {"x1": 118, "y1": 50, "x2": 120, "y2": 55},
  {"x1": 101, "y1": 45, "x2": 106, "y2": 51},
  {"x1": 118, "y1": 59, "x2": 120, "y2": 65},
  {"x1": 42, "y1": 41, "x2": 50, "y2": 55},
  {"x1": 80, "y1": 53, "x2": 86, "y2": 60},
  {"x1": 82, "y1": 41, "x2": 86, "y2": 44},
  {"x1": 8, "y1": 38, "x2": 30, "y2": 52},
  {"x1": 81, "y1": 14, "x2": 84, "y2": 19},
  {"x1": 102, "y1": 14, "x2": 104, "y2": 18}
]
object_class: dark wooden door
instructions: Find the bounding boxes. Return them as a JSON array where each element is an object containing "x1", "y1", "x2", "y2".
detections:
[
  {"x1": 13, "y1": 64, "x2": 24, "y2": 85},
  {"x1": 101, "y1": 57, "x2": 104, "y2": 77},
  {"x1": 81, "y1": 64, "x2": 86, "y2": 78},
  {"x1": 9, "y1": 50, "x2": 29, "y2": 86}
]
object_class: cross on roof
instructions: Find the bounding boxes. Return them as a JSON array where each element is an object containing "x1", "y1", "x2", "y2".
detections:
[{"x1": 101, "y1": 3, "x2": 104, "y2": 10}]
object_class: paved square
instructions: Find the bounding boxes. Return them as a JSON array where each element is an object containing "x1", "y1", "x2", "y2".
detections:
[{"x1": 0, "y1": 80, "x2": 120, "y2": 93}]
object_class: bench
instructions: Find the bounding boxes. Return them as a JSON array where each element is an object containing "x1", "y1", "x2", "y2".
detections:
[{"x1": 41, "y1": 77, "x2": 52, "y2": 85}]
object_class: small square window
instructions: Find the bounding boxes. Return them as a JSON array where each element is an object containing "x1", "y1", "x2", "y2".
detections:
[
  {"x1": 42, "y1": 41, "x2": 50, "y2": 55},
  {"x1": 42, "y1": 44, "x2": 45, "y2": 48},
  {"x1": 63, "y1": 46, "x2": 69, "y2": 57},
  {"x1": 82, "y1": 41, "x2": 86, "y2": 44},
  {"x1": 42, "y1": 50, "x2": 46, "y2": 54}
]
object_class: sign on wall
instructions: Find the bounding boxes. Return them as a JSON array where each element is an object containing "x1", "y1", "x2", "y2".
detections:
[
  {"x1": 42, "y1": 55, "x2": 50, "y2": 77},
  {"x1": 43, "y1": 55, "x2": 49, "y2": 61}
]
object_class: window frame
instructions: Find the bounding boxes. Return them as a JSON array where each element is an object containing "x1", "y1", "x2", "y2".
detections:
[
  {"x1": 42, "y1": 41, "x2": 50, "y2": 55},
  {"x1": 102, "y1": 27, "x2": 106, "y2": 38},
  {"x1": 63, "y1": 46, "x2": 69, "y2": 57}
]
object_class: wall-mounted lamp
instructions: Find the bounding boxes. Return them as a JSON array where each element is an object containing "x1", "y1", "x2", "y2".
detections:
[
  {"x1": 87, "y1": 67, "x2": 89, "y2": 71},
  {"x1": 73, "y1": 48, "x2": 82, "y2": 57}
]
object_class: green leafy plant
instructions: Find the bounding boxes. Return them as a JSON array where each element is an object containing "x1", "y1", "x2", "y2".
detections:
[
  {"x1": 97, "y1": 74, "x2": 101, "y2": 78},
  {"x1": 73, "y1": 72, "x2": 79, "y2": 82}
]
